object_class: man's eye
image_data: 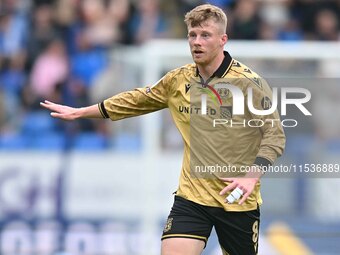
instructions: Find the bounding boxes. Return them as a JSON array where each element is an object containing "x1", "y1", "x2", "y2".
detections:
[
  {"x1": 189, "y1": 34, "x2": 196, "y2": 38},
  {"x1": 202, "y1": 34, "x2": 209, "y2": 38}
]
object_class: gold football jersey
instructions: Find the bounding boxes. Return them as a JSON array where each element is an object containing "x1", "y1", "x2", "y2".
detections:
[{"x1": 99, "y1": 52, "x2": 285, "y2": 211}]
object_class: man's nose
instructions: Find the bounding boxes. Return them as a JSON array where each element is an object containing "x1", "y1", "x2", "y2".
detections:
[{"x1": 193, "y1": 36, "x2": 202, "y2": 45}]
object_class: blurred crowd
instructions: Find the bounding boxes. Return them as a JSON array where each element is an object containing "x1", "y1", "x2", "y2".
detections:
[{"x1": 0, "y1": 0, "x2": 340, "y2": 150}]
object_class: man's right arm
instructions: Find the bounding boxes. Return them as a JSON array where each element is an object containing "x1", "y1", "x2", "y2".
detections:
[{"x1": 41, "y1": 70, "x2": 175, "y2": 121}]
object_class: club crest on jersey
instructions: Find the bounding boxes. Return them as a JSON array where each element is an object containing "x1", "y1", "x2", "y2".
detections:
[
  {"x1": 261, "y1": 96, "x2": 272, "y2": 110},
  {"x1": 163, "y1": 217, "x2": 173, "y2": 233},
  {"x1": 216, "y1": 87, "x2": 230, "y2": 99}
]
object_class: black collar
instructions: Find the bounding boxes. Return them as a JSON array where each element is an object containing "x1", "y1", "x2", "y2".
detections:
[{"x1": 195, "y1": 51, "x2": 233, "y2": 78}]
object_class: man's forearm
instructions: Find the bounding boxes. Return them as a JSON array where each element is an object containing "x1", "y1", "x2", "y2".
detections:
[{"x1": 78, "y1": 104, "x2": 104, "y2": 119}]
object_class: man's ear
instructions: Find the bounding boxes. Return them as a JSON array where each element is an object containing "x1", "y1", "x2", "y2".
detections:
[{"x1": 221, "y1": 34, "x2": 228, "y2": 46}]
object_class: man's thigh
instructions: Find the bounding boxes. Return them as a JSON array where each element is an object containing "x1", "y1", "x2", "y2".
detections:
[
  {"x1": 161, "y1": 196, "x2": 213, "y2": 251},
  {"x1": 213, "y1": 208, "x2": 260, "y2": 255},
  {"x1": 161, "y1": 238, "x2": 205, "y2": 255}
]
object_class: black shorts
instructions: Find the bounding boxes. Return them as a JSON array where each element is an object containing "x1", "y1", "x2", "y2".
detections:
[{"x1": 161, "y1": 196, "x2": 260, "y2": 255}]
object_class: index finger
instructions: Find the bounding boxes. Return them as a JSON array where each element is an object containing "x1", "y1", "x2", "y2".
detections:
[{"x1": 219, "y1": 181, "x2": 237, "y2": 196}]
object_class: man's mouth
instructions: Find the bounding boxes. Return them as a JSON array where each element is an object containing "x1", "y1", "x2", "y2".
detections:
[{"x1": 193, "y1": 50, "x2": 204, "y2": 56}]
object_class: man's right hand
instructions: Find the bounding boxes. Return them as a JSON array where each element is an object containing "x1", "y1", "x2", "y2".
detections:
[
  {"x1": 40, "y1": 100, "x2": 81, "y2": 120},
  {"x1": 41, "y1": 100, "x2": 104, "y2": 120}
]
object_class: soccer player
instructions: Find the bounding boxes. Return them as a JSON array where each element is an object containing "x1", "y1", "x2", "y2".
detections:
[{"x1": 41, "y1": 4, "x2": 285, "y2": 255}]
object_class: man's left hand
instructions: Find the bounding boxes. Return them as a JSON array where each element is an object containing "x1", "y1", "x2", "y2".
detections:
[{"x1": 219, "y1": 166, "x2": 262, "y2": 204}]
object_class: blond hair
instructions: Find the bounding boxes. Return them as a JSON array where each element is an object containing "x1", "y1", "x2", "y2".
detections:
[{"x1": 184, "y1": 4, "x2": 227, "y2": 33}]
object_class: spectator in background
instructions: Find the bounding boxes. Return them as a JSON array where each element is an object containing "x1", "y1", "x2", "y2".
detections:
[
  {"x1": 0, "y1": 1, "x2": 28, "y2": 132},
  {"x1": 29, "y1": 39, "x2": 68, "y2": 104},
  {"x1": 0, "y1": 3, "x2": 28, "y2": 68},
  {"x1": 127, "y1": 0, "x2": 169, "y2": 44},
  {"x1": 153, "y1": 0, "x2": 190, "y2": 39},
  {"x1": 68, "y1": 0, "x2": 128, "y2": 52},
  {"x1": 313, "y1": 9, "x2": 339, "y2": 41},
  {"x1": 54, "y1": 0, "x2": 78, "y2": 37},
  {"x1": 284, "y1": 0, "x2": 320, "y2": 37},
  {"x1": 229, "y1": 0, "x2": 261, "y2": 40},
  {"x1": 277, "y1": 18, "x2": 303, "y2": 41},
  {"x1": 107, "y1": 0, "x2": 130, "y2": 44},
  {"x1": 0, "y1": 50, "x2": 26, "y2": 131},
  {"x1": 26, "y1": 4, "x2": 61, "y2": 72},
  {"x1": 289, "y1": 0, "x2": 340, "y2": 41},
  {"x1": 259, "y1": 1, "x2": 296, "y2": 41},
  {"x1": 77, "y1": 0, "x2": 118, "y2": 47}
]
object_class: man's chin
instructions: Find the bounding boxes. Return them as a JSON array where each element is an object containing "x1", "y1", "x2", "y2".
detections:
[{"x1": 193, "y1": 58, "x2": 207, "y2": 65}]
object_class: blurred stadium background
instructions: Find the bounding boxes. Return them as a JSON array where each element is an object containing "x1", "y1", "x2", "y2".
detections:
[{"x1": 1, "y1": 0, "x2": 340, "y2": 254}]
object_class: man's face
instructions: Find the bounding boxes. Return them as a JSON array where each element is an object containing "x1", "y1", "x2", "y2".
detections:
[{"x1": 187, "y1": 19, "x2": 227, "y2": 66}]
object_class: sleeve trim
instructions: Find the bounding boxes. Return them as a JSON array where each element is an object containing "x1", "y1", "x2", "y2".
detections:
[
  {"x1": 254, "y1": 157, "x2": 272, "y2": 168},
  {"x1": 98, "y1": 102, "x2": 109, "y2": 118}
]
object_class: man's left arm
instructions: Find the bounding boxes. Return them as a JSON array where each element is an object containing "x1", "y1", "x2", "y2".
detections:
[
  {"x1": 220, "y1": 78, "x2": 286, "y2": 204},
  {"x1": 250, "y1": 78, "x2": 286, "y2": 168}
]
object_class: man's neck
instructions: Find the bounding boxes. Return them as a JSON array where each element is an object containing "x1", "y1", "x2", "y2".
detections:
[{"x1": 198, "y1": 66, "x2": 216, "y2": 81}]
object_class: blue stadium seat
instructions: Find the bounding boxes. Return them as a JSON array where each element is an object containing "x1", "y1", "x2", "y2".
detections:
[
  {"x1": 0, "y1": 133, "x2": 29, "y2": 150},
  {"x1": 30, "y1": 132, "x2": 66, "y2": 150},
  {"x1": 112, "y1": 133, "x2": 141, "y2": 151},
  {"x1": 72, "y1": 132, "x2": 108, "y2": 151},
  {"x1": 21, "y1": 111, "x2": 56, "y2": 136}
]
